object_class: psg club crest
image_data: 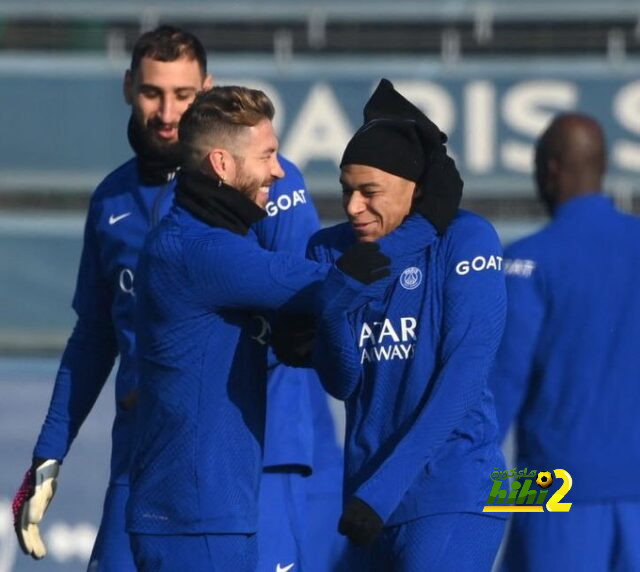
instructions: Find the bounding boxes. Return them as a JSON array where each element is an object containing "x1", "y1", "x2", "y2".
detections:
[{"x1": 400, "y1": 267, "x2": 422, "y2": 290}]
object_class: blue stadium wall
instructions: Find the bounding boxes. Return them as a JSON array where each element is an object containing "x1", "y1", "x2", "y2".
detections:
[{"x1": 0, "y1": 55, "x2": 638, "y2": 196}]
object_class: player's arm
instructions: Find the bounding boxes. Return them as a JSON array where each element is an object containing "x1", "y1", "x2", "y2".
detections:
[
  {"x1": 352, "y1": 218, "x2": 507, "y2": 524},
  {"x1": 13, "y1": 203, "x2": 117, "y2": 560},
  {"x1": 311, "y1": 269, "x2": 368, "y2": 400},
  {"x1": 312, "y1": 243, "x2": 391, "y2": 400},
  {"x1": 251, "y1": 158, "x2": 321, "y2": 371},
  {"x1": 33, "y1": 204, "x2": 118, "y2": 460},
  {"x1": 489, "y1": 246, "x2": 545, "y2": 442},
  {"x1": 190, "y1": 238, "x2": 330, "y2": 313}
]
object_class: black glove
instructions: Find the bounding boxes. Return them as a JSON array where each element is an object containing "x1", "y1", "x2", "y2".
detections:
[
  {"x1": 336, "y1": 242, "x2": 391, "y2": 285},
  {"x1": 338, "y1": 497, "x2": 384, "y2": 547},
  {"x1": 412, "y1": 145, "x2": 463, "y2": 235},
  {"x1": 270, "y1": 314, "x2": 316, "y2": 368}
]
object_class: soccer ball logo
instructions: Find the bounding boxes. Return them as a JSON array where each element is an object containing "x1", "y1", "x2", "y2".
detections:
[{"x1": 536, "y1": 471, "x2": 553, "y2": 489}]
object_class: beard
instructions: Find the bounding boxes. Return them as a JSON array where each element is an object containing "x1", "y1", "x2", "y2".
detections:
[
  {"x1": 233, "y1": 161, "x2": 273, "y2": 208},
  {"x1": 128, "y1": 112, "x2": 182, "y2": 167}
]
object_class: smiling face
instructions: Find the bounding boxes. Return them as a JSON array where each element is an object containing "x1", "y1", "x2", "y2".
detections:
[
  {"x1": 124, "y1": 55, "x2": 212, "y2": 157},
  {"x1": 341, "y1": 164, "x2": 416, "y2": 242},
  {"x1": 227, "y1": 119, "x2": 284, "y2": 208}
]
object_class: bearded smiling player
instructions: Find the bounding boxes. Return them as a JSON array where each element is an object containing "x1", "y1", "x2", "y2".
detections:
[
  {"x1": 126, "y1": 84, "x2": 332, "y2": 571},
  {"x1": 12, "y1": 25, "x2": 343, "y2": 572}
]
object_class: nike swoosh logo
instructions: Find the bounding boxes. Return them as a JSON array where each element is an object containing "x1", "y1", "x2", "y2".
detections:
[
  {"x1": 276, "y1": 564, "x2": 294, "y2": 572},
  {"x1": 109, "y1": 212, "x2": 132, "y2": 225}
]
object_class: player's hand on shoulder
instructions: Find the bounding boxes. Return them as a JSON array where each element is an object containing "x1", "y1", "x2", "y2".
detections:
[
  {"x1": 12, "y1": 458, "x2": 60, "y2": 560},
  {"x1": 336, "y1": 242, "x2": 391, "y2": 285}
]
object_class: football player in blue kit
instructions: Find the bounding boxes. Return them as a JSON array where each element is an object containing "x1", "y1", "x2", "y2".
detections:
[
  {"x1": 491, "y1": 113, "x2": 640, "y2": 571},
  {"x1": 12, "y1": 25, "x2": 342, "y2": 572},
  {"x1": 307, "y1": 80, "x2": 507, "y2": 571},
  {"x1": 127, "y1": 84, "x2": 331, "y2": 571}
]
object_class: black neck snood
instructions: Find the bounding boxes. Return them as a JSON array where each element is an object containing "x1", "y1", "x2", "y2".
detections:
[{"x1": 174, "y1": 170, "x2": 266, "y2": 235}]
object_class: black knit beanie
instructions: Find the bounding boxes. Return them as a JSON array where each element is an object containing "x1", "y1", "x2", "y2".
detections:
[
  {"x1": 340, "y1": 118, "x2": 425, "y2": 182},
  {"x1": 340, "y1": 79, "x2": 446, "y2": 181}
]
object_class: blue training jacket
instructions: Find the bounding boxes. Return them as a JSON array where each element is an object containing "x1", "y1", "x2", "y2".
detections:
[
  {"x1": 490, "y1": 194, "x2": 640, "y2": 502},
  {"x1": 307, "y1": 212, "x2": 507, "y2": 525},
  {"x1": 127, "y1": 201, "x2": 329, "y2": 534},
  {"x1": 33, "y1": 155, "x2": 327, "y2": 484}
]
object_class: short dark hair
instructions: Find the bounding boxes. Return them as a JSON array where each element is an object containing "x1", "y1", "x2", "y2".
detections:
[
  {"x1": 179, "y1": 85, "x2": 275, "y2": 171},
  {"x1": 130, "y1": 25, "x2": 207, "y2": 76}
]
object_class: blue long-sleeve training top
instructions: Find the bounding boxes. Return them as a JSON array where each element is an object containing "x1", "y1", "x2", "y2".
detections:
[
  {"x1": 490, "y1": 194, "x2": 640, "y2": 503},
  {"x1": 307, "y1": 212, "x2": 507, "y2": 525},
  {"x1": 127, "y1": 194, "x2": 329, "y2": 535},
  {"x1": 33, "y1": 155, "x2": 327, "y2": 484}
]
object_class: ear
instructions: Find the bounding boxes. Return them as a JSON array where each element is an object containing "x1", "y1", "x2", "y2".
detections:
[
  {"x1": 546, "y1": 157, "x2": 562, "y2": 193},
  {"x1": 547, "y1": 157, "x2": 560, "y2": 178},
  {"x1": 202, "y1": 74, "x2": 214, "y2": 91},
  {"x1": 206, "y1": 148, "x2": 235, "y2": 181},
  {"x1": 123, "y1": 70, "x2": 134, "y2": 105}
]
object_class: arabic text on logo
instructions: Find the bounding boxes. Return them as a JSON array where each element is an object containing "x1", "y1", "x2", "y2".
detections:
[{"x1": 482, "y1": 468, "x2": 572, "y2": 513}]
